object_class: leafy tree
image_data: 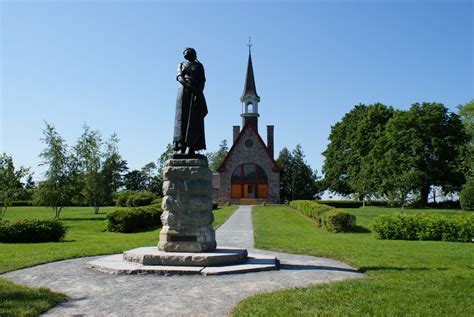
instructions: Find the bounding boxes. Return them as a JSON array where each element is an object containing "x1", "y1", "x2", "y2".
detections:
[
  {"x1": 0, "y1": 153, "x2": 29, "y2": 219},
  {"x1": 375, "y1": 103, "x2": 468, "y2": 206},
  {"x1": 207, "y1": 139, "x2": 229, "y2": 172},
  {"x1": 457, "y1": 99, "x2": 474, "y2": 181},
  {"x1": 102, "y1": 133, "x2": 128, "y2": 193},
  {"x1": 123, "y1": 170, "x2": 148, "y2": 191},
  {"x1": 277, "y1": 144, "x2": 322, "y2": 202},
  {"x1": 36, "y1": 122, "x2": 76, "y2": 218},
  {"x1": 154, "y1": 143, "x2": 174, "y2": 196},
  {"x1": 322, "y1": 103, "x2": 394, "y2": 199}
]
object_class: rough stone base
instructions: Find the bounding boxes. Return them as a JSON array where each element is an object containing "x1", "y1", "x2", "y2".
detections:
[
  {"x1": 123, "y1": 247, "x2": 247, "y2": 267},
  {"x1": 87, "y1": 249, "x2": 278, "y2": 276}
]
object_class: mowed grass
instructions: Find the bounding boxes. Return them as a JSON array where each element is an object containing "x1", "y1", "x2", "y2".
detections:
[
  {"x1": 0, "y1": 205, "x2": 236, "y2": 316},
  {"x1": 233, "y1": 206, "x2": 474, "y2": 317}
]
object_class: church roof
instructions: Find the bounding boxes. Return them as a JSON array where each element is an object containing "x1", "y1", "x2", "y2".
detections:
[
  {"x1": 217, "y1": 121, "x2": 280, "y2": 173},
  {"x1": 240, "y1": 51, "x2": 260, "y2": 101}
]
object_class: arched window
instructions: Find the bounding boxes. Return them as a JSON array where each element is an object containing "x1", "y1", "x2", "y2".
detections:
[
  {"x1": 231, "y1": 164, "x2": 268, "y2": 199},
  {"x1": 247, "y1": 102, "x2": 254, "y2": 113}
]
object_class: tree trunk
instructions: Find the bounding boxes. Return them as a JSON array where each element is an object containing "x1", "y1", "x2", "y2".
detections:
[
  {"x1": 419, "y1": 184, "x2": 430, "y2": 207},
  {"x1": 94, "y1": 203, "x2": 99, "y2": 215},
  {"x1": 0, "y1": 206, "x2": 6, "y2": 220}
]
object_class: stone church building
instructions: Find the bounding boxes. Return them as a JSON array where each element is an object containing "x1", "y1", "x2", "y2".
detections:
[{"x1": 213, "y1": 50, "x2": 280, "y2": 204}]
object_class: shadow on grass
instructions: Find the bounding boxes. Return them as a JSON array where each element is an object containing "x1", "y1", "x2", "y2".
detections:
[
  {"x1": 358, "y1": 266, "x2": 449, "y2": 273},
  {"x1": 280, "y1": 264, "x2": 360, "y2": 274},
  {"x1": 60, "y1": 218, "x2": 107, "y2": 221},
  {"x1": 352, "y1": 225, "x2": 371, "y2": 233}
]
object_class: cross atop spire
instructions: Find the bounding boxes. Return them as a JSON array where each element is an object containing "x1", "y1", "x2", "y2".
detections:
[
  {"x1": 247, "y1": 36, "x2": 252, "y2": 53},
  {"x1": 241, "y1": 39, "x2": 260, "y2": 102}
]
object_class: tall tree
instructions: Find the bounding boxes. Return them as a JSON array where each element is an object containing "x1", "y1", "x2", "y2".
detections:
[
  {"x1": 0, "y1": 153, "x2": 29, "y2": 219},
  {"x1": 457, "y1": 99, "x2": 474, "y2": 181},
  {"x1": 207, "y1": 139, "x2": 228, "y2": 172},
  {"x1": 154, "y1": 144, "x2": 174, "y2": 196},
  {"x1": 277, "y1": 144, "x2": 322, "y2": 202},
  {"x1": 36, "y1": 122, "x2": 75, "y2": 218},
  {"x1": 375, "y1": 103, "x2": 468, "y2": 206},
  {"x1": 102, "y1": 133, "x2": 128, "y2": 194},
  {"x1": 322, "y1": 103, "x2": 394, "y2": 199}
]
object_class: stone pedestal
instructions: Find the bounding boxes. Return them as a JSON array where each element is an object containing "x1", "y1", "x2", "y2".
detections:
[{"x1": 158, "y1": 154, "x2": 216, "y2": 252}]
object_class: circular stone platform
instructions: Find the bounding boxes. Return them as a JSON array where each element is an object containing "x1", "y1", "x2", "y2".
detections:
[
  {"x1": 123, "y1": 247, "x2": 248, "y2": 266},
  {"x1": 87, "y1": 247, "x2": 278, "y2": 276}
]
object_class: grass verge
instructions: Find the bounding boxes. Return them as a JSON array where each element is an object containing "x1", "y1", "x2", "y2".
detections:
[
  {"x1": 0, "y1": 205, "x2": 236, "y2": 316},
  {"x1": 232, "y1": 205, "x2": 473, "y2": 316}
]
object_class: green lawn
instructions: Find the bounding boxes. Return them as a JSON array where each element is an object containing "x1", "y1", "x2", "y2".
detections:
[
  {"x1": 0, "y1": 205, "x2": 236, "y2": 316},
  {"x1": 232, "y1": 206, "x2": 474, "y2": 316}
]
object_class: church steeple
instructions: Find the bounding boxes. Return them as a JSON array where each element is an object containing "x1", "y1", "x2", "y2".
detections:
[{"x1": 240, "y1": 39, "x2": 260, "y2": 131}]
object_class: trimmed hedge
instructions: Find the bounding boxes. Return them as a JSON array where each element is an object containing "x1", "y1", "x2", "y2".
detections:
[
  {"x1": 126, "y1": 191, "x2": 156, "y2": 207},
  {"x1": 371, "y1": 213, "x2": 474, "y2": 242},
  {"x1": 0, "y1": 219, "x2": 67, "y2": 243},
  {"x1": 106, "y1": 204, "x2": 162, "y2": 233},
  {"x1": 317, "y1": 200, "x2": 363, "y2": 208},
  {"x1": 289, "y1": 200, "x2": 335, "y2": 226},
  {"x1": 151, "y1": 198, "x2": 163, "y2": 206},
  {"x1": 289, "y1": 200, "x2": 357, "y2": 232},
  {"x1": 427, "y1": 201, "x2": 461, "y2": 210},
  {"x1": 324, "y1": 210, "x2": 357, "y2": 233},
  {"x1": 460, "y1": 182, "x2": 474, "y2": 211}
]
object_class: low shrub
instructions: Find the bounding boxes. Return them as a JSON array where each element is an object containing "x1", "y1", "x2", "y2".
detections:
[
  {"x1": 0, "y1": 219, "x2": 67, "y2": 243},
  {"x1": 126, "y1": 191, "x2": 156, "y2": 207},
  {"x1": 365, "y1": 200, "x2": 389, "y2": 207},
  {"x1": 114, "y1": 190, "x2": 134, "y2": 207},
  {"x1": 317, "y1": 200, "x2": 363, "y2": 208},
  {"x1": 427, "y1": 200, "x2": 461, "y2": 209},
  {"x1": 151, "y1": 198, "x2": 163, "y2": 206},
  {"x1": 10, "y1": 201, "x2": 34, "y2": 207},
  {"x1": 371, "y1": 213, "x2": 473, "y2": 242},
  {"x1": 212, "y1": 202, "x2": 218, "y2": 210},
  {"x1": 289, "y1": 200, "x2": 335, "y2": 226},
  {"x1": 324, "y1": 210, "x2": 357, "y2": 233},
  {"x1": 106, "y1": 204, "x2": 162, "y2": 233},
  {"x1": 460, "y1": 182, "x2": 474, "y2": 211}
]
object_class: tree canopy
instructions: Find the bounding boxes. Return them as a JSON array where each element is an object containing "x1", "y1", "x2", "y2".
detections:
[{"x1": 323, "y1": 102, "x2": 468, "y2": 206}]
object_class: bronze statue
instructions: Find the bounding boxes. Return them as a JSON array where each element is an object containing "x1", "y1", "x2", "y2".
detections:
[{"x1": 173, "y1": 48, "x2": 207, "y2": 155}]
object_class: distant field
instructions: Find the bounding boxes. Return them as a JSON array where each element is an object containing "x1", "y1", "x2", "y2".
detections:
[
  {"x1": 233, "y1": 205, "x2": 473, "y2": 316},
  {"x1": 0, "y1": 205, "x2": 237, "y2": 316}
]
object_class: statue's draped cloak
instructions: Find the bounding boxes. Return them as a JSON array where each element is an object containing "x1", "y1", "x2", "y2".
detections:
[{"x1": 173, "y1": 60, "x2": 207, "y2": 151}]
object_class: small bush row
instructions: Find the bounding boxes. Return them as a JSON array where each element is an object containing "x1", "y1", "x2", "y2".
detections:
[
  {"x1": 289, "y1": 200, "x2": 356, "y2": 232},
  {"x1": 106, "y1": 204, "x2": 162, "y2": 233},
  {"x1": 9, "y1": 201, "x2": 34, "y2": 207},
  {"x1": 114, "y1": 191, "x2": 157, "y2": 207},
  {"x1": 371, "y1": 213, "x2": 473, "y2": 242},
  {"x1": 0, "y1": 219, "x2": 67, "y2": 243},
  {"x1": 317, "y1": 200, "x2": 364, "y2": 208}
]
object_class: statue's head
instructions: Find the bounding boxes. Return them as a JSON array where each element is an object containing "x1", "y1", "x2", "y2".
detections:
[{"x1": 183, "y1": 47, "x2": 197, "y2": 61}]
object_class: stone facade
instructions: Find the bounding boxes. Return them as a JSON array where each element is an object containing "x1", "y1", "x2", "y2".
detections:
[
  {"x1": 217, "y1": 124, "x2": 280, "y2": 203},
  {"x1": 158, "y1": 155, "x2": 216, "y2": 252}
]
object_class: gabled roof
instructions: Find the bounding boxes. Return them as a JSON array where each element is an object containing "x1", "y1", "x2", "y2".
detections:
[
  {"x1": 240, "y1": 52, "x2": 260, "y2": 102},
  {"x1": 217, "y1": 121, "x2": 280, "y2": 173}
]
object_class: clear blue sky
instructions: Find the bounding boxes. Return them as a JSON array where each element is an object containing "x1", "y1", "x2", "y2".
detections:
[{"x1": 1, "y1": 0, "x2": 472, "y2": 181}]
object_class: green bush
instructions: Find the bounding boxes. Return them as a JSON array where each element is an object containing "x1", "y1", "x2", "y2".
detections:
[
  {"x1": 371, "y1": 213, "x2": 473, "y2": 242},
  {"x1": 114, "y1": 190, "x2": 134, "y2": 207},
  {"x1": 324, "y1": 210, "x2": 357, "y2": 233},
  {"x1": 0, "y1": 219, "x2": 67, "y2": 243},
  {"x1": 151, "y1": 197, "x2": 163, "y2": 205},
  {"x1": 126, "y1": 191, "x2": 156, "y2": 207},
  {"x1": 289, "y1": 200, "x2": 335, "y2": 226},
  {"x1": 10, "y1": 200, "x2": 34, "y2": 207},
  {"x1": 317, "y1": 200, "x2": 363, "y2": 208},
  {"x1": 106, "y1": 204, "x2": 162, "y2": 233},
  {"x1": 427, "y1": 200, "x2": 461, "y2": 209},
  {"x1": 460, "y1": 182, "x2": 474, "y2": 211},
  {"x1": 212, "y1": 202, "x2": 218, "y2": 210}
]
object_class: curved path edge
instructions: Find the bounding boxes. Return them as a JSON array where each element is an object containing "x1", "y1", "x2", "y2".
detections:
[{"x1": 2, "y1": 206, "x2": 363, "y2": 317}]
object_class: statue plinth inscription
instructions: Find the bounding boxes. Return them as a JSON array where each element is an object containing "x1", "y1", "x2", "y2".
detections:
[{"x1": 158, "y1": 154, "x2": 216, "y2": 252}]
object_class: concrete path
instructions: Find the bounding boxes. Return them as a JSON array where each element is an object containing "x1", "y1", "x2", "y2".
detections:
[{"x1": 2, "y1": 206, "x2": 363, "y2": 316}]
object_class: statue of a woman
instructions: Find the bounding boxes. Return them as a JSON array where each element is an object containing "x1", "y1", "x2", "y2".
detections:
[{"x1": 173, "y1": 47, "x2": 207, "y2": 155}]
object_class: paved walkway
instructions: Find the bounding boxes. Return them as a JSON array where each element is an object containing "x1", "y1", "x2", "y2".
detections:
[{"x1": 2, "y1": 206, "x2": 363, "y2": 316}]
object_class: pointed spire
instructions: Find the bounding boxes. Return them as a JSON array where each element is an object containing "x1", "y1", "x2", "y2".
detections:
[{"x1": 240, "y1": 46, "x2": 260, "y2": 102}]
